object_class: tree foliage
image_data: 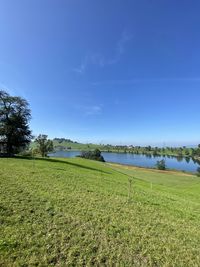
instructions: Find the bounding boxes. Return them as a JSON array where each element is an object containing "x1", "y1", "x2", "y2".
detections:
[
  {"x1": 35, "y1": 134, "x2": 54, "y2": 157},
  {"x1": 0, "y1": 90, "x2": 32, "y2": 155},
  {"x1": 79, "y1": 149, "x2": 105, "y2": 162},
  {"x1": 156, "y1": 159, "x2": 166, "y2": 170}
]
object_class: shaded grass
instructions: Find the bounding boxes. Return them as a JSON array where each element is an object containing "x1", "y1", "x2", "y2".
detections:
[
  {"x1": 0, "y1": 157, "x2": 200, "y2": 266},
  {"x1": 16, "y1": 156, "x2": 110, "y2": 174}
]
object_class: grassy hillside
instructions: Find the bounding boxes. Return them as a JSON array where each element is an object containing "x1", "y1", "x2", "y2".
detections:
[
  {"x1": 1, "y1": 157, "x2": 200, "y2": 266},
  {"x1": 30, "y1": 139, "x2": 102, "y2": 151},
  {"x1": 52, "y1": 139, "x2": 101, "y2": 151}
]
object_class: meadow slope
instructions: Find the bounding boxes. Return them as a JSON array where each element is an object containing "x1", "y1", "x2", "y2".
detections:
[{"x1": 0, "y1": 157, "x2": 200, "y2": 266}]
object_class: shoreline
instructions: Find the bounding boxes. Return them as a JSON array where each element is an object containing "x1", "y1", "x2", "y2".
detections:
[
  {"x1": 50, "y1": 150, "x2": 199, "y2": 173},
  {"x1": 106, "y1": 161, "x2": 196, "y2": 176},
  {"x1": 53, "y1": 148, "x2": 200, "y2": 161},
  {"x1": 48, "y1": 154, "x2": 197, "y2": 175}
]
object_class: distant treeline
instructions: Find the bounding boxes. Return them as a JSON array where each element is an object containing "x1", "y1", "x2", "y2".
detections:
[
  {"x1": 53, "y1": 138, "x2": 78, "y2": 144},
  {"x1": 101, "y1": 144, "x2": 200, "y2": 158}
]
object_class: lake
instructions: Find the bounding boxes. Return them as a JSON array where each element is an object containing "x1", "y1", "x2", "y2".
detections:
[{"x1": 48, "y1": 150, "x2": 200, "y2": 173}]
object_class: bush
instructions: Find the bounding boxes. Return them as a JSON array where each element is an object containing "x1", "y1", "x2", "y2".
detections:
[
  {"x1": 156, "y1": 159, "x2": 166, "y2": 170},
  {"x1": 78, "y1": 149, "x2": 105, "y2": 162},
  {"x1": 17, "y1": 150, "x2": 33, "y2": 157},
  {"x1": 17, "y1": 148, "x2": 40, "y2": 157}
]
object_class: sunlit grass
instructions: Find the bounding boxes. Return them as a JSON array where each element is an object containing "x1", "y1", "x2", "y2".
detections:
[{"x1": 1, "y1": 157, "x2": 200, "y2": 266}]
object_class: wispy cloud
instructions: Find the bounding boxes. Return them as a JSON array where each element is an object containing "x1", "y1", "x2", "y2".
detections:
[
  {"x1": 74, "y1": 104, "x2": 103, "y2": 116},
  {"x1": 73, "y1": 30, "x2": 132, "y2": 74},
  {"x1": 72, "y1": 54, "x2": 105, "y2": 74},
  {"x1": 85, "y1": 105, "x2": 102, "y2": 116},
  {"x1": 92, "y1": 77, "x2": 200, "y2": 86},
  {"x1": 72, "y1": 59, "x2": 88, "y2": 74},
  {"x1": 107, "y1": 30, "x2": 133, "y2": 65}
]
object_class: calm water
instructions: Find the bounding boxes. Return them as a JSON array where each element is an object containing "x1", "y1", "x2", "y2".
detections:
[{"x1": 48, "y1": 150, "x2": 200, "y2": 173}]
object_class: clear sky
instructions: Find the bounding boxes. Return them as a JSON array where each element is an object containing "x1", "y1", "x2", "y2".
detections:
[{"x1": 0, "y1": 0, "x2": 200, "y2": 146}]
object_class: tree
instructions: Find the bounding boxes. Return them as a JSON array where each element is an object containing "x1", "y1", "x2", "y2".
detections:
[
  {"x1": 35, "y1": 134, "x2": 54, "y2": 157},
  {"x1": 78, "y1": 149, "x2": 105, "y2": 162},
  {"x1": 156, "y1": 159, "x2": 166, "y2": 170},
  {"x1": 0, "y1": 90, "x2": 32, "y2": 155}
]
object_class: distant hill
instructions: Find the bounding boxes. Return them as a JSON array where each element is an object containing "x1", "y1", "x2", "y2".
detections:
[
  {"x1": 52, "y1": 138, "x2": 102, "y2": 151},
  {"x1": 30, "y1": 138, "x2": 113, "y2": 152}
]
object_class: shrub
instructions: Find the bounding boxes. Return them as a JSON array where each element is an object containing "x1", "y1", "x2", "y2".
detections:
[
  {"x1": 156, "y1": 159, "x2": 166, "y2": 170},
  {"x1": 78, "y1": 149, "x2": 105, "y2": 162},
  {"x1": 17, "y1": 150, "x2": 33, "y2": 157}
]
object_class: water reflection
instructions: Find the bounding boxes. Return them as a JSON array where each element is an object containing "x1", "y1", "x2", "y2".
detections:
[
  {"x1": 185, "y1": 157, "x2": 190, "y2": 163},
  {"x1": 48, "y1": 150, "x2": 200, "y2": 173},
  {"x1": 176, "y1": 156, "x2": 184, "y2": 162}
]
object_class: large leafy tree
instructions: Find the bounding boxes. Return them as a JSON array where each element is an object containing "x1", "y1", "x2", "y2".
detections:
[
  {"x1": 35, "y1": 134, "x2": 54, "y2": 157},
  {"x1": 0, "y1": 90, "x2": 32, "y2": 155}
]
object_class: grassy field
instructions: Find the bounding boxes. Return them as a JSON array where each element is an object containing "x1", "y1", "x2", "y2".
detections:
[{"x1": 1, "y1": 157, "x2": 200, "y2": 266}]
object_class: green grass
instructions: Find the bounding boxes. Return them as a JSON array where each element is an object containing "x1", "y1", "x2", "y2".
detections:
[{"x1": 1, "y1": 157, "x2": 200, "y2": 266}]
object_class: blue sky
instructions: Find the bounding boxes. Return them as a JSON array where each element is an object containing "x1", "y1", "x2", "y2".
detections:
[{"x1": 0, "y1": 0, "x2": 200, "y2": 146}]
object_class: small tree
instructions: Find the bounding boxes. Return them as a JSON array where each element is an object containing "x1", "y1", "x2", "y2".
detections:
[
  {"x1": 35, "y1": 134, "x2": 54, "y2": 157},
  {"x1": 156, "y1": 159, "x2": 166, "y2": 170}
]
